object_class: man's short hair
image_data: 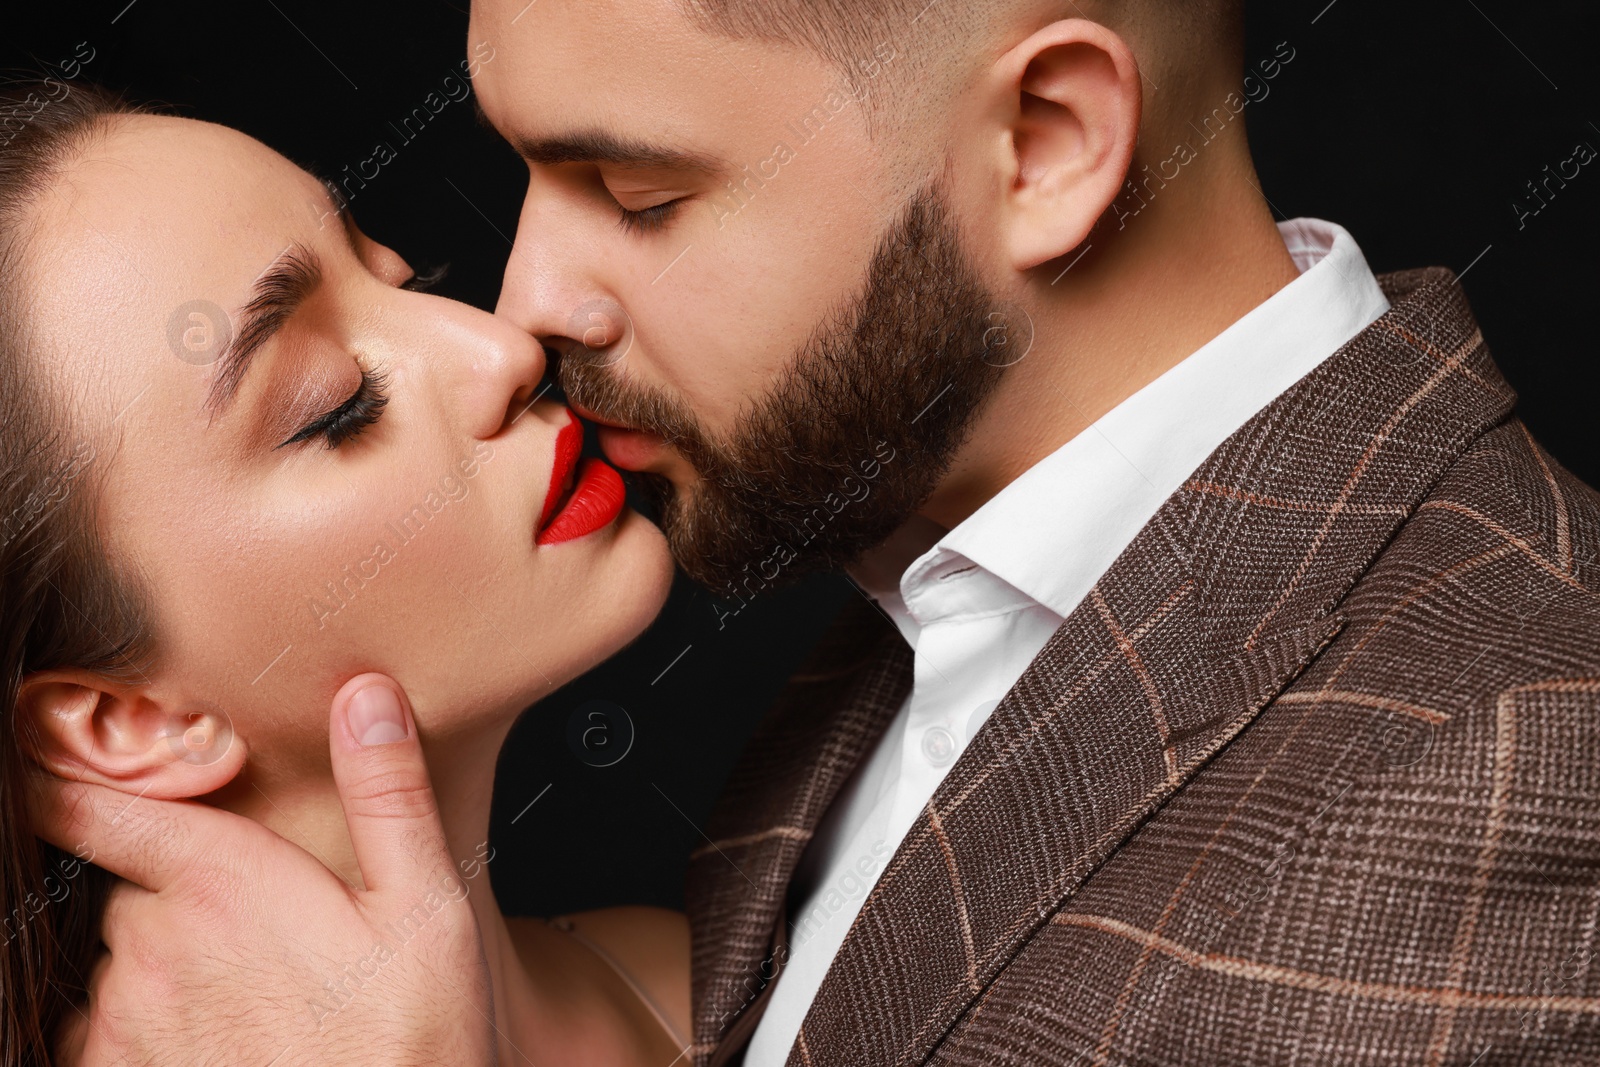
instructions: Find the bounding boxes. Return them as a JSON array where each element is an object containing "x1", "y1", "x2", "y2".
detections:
[{"x1": 677, "y1": 0, "x2": 1246, "y2": 116}]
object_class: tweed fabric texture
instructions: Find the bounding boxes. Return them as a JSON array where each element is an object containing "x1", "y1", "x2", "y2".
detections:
[{"x1": 685, "y1": 267, "x2": 1600, "y2": 1066}]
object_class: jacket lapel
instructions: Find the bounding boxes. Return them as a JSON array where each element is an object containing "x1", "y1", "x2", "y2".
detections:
[
  {"x1": 788, "y1": 267, "x2": 1518, "y2": 1066},
  {"x1": 685, "y1": 594, "x2": 912, "y2": 1063}
]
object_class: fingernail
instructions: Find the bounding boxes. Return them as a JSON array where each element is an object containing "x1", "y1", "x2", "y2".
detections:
[{"x1": 348, "y1": 685, "x2": 409, "y2": 746}]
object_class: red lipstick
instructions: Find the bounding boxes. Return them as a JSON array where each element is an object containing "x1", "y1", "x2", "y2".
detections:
[{"x1": 535, "y1": 415, "x2": 627, "y2": 546}]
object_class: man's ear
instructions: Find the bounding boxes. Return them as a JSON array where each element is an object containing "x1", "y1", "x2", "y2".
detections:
[
  {"x1": 991, "y1": 19, "x2": 1142, "y2": 272},
  {"x1": 16, "y1": 670, "x2": 245, "y2": 798}
]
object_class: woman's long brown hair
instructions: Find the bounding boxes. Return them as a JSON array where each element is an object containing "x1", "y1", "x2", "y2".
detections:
[{"x1": 1, "y1": 79, "x2": 156, "y2": 1064}]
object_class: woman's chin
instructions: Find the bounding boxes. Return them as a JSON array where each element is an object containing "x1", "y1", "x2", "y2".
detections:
[
  {"x1": 529, "y1": 506, "x2": 674, "y2": 693},
  {"x1": 586, "y1": 506, "x2": 675, "y2": 656}
]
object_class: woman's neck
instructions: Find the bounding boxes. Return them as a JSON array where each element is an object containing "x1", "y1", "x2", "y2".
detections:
[{"x1": 217, "y1": 717, "x2": 542, "y2": 1065}]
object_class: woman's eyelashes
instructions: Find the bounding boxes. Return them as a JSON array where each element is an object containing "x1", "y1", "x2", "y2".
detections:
[
  {"x1": 400, "y1": 263, "x2": 448, "y2": 292},
  {"x1": 277, "y1": 366, "x2": 390, "y2": 451},
  {"x1": 270, "y1": 261, "x2": 433, "y2": 452}
]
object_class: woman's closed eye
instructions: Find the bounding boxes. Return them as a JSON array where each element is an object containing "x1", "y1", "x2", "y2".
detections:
[
  {"x1": 400, "y1": 264, "x2": 448, "y2": 293},
  {"x1": 277, "y1": 365, "x2": 389, "y2": 451},
  {"x1": 271, "y1": 262, "x2": 439, "y2": 452}
]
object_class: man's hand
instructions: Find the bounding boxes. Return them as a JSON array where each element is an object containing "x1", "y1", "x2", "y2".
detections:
[{"x1": 29, "y1": 674, "x2": 497, "y2": 1066}]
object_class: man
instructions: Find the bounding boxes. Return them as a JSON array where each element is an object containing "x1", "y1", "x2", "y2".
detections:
[{"x1": 40, "y1": 0, "x2": 1600, "y2": 1063}]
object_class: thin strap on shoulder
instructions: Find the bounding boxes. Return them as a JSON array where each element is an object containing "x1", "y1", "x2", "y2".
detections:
[{"x1": 546, "y1": 916, "x2": 689, "y2": 1049}]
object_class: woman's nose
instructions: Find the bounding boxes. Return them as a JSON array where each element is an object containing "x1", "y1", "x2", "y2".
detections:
[{"x1": 458, "y1": 310, "x2": 549, "y2": 441}]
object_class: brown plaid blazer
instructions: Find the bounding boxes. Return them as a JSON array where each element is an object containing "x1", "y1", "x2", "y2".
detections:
[{"x1": 684, "y1": 266, "x2": 1600, "y2": 1066}]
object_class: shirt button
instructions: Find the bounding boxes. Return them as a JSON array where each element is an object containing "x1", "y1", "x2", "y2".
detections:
[{"x1": 921, "y1": 726, "x2": 957, "y2": 766}]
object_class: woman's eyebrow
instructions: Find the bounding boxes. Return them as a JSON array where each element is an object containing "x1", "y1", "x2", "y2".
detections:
[{"x1": 204, "y1": 245, "x2": 324, "y2": 422}]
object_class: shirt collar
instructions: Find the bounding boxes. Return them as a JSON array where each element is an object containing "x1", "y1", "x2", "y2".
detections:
[{"x1": 853, "y1": 217, "x2": 1391, "y2": 624}]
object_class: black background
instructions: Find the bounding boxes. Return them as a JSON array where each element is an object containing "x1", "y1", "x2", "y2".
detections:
[{"x1": 6, "y1": 0, "x2": 1596, "y2": 917}]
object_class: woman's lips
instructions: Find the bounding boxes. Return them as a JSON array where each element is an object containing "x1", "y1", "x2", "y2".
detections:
[
  {"x1": 537, "y1": 459, "x2": 626, "y2": 546},
  {"x1": 535, "y1": 415, "x2": 626, "y2": 546},
  {"x1": 537, "y1": 415, "x2": 585, "y2": 533}
]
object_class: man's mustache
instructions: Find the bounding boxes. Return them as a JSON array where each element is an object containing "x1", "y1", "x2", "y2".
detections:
[{"x1": 555, "y1": 350, "x2": 706, "y2": 460}]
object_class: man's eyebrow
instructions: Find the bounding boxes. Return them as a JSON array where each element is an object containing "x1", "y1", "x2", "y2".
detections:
[
  {"x1": 472, "y1": 103, "x2": 724, "y2": 176},
  {"x1": 518, "y1": 129, "x2": 724, "y2": 174},
  {"x1": 204, "y1": 245, "x2": 324, "y2": 421},
  {"x1": 467, "y1": 99, "x2": 720, "y2": 173}
]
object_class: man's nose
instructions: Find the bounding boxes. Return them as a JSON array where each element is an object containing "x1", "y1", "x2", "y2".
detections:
[
  {"x1": 498, "y1": 248, "x2": 632, "y2": 376},
  {"x1": 494, "y1": 186, "x2": 592, "y2": 341},
  {"x1": 560, "y1": 298, "x2": 631, "y2": 365}
]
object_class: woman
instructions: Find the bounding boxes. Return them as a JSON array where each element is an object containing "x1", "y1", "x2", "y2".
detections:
[{"x1": 1, "y1": 81, "x2": 691, "y2": 1064}]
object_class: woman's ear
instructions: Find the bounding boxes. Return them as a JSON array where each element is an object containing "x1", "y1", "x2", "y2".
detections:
[
  {"x1": 16, "y1": 670, "x2": 245, "y2": 798},
  {"x1": 991, "y1": 18, "x2": 1142, "y2": 272}
]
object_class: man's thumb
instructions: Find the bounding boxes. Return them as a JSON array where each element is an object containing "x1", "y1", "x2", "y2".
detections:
[{"x1": 329, "y1": 673, "x2": 452, "y2": 894}]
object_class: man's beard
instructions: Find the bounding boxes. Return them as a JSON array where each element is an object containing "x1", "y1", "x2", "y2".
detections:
[{"x1": 559, "y1": 177, "x2": 1013, "y2": 596}]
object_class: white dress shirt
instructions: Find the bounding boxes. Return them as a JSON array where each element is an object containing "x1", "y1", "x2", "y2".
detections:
[{"x1": 742, "y1": 218, "x2": 1392, "y2": 1066}]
